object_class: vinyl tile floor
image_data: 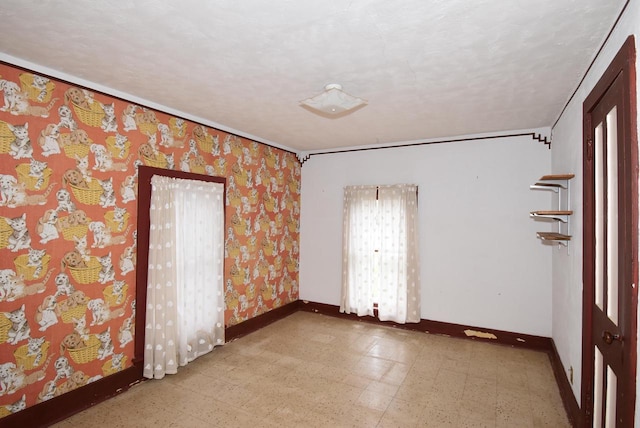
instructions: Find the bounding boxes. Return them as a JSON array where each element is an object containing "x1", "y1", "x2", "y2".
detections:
[{"x1": 53, "y1": 311, "x2": 571, "y2": 427}]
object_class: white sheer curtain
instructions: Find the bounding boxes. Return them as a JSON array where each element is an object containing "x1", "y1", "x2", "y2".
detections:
[
  {"x1": 340, "y1": 184, "x2": 420, "y2": 324},
  {"x1": 144, "y1": 175, "x2": 225, "y2": 379}
]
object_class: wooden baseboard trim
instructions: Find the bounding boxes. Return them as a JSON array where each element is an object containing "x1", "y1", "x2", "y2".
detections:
[
  {"x1": 225, "y1": 300, "x2": 301, "y2": 342},
  {"x1": 549, "y1": 340, "x2": 581, "y2": 427},
  {"x1": 0, "y1": 364, "x2": 144, "y2": 428},
  {"x1": 298, "y1": 300, "x2": 553, "y2": 351}
]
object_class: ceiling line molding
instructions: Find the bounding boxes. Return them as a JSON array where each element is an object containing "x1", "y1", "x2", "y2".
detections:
[
  {"x1": 0, "y1": 54, "x2": 300, "y2": 159},
  {"x1": 0, "y1": 54, "x2": 553, "y2": 166},
  {"x1": 297, "y1": 131, "x2": 551, "y2": 165},
  {"x1": 551, "y1": 0, "x2": 631, "y2": 130},
  {"x1": 532, "y1": 133, "x2": 552, "y2": 148}
]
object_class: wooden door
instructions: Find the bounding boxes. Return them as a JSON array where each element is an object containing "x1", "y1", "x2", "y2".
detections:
[{"x1": 582, "y1": 36, "x2": 637, "y2": 427}]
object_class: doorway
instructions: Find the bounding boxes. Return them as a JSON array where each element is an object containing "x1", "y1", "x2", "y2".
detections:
[
  {"x1": 134, "y1": 166, "x2": 226, "y2": 372},
  {"x1": 582, "y1": 36, "x2": 638, "y2": 427}
]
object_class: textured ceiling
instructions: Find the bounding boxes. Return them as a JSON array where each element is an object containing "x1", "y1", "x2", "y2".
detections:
[{"x1": 0, "y1": 0, "x2": 625, "y2": 154}]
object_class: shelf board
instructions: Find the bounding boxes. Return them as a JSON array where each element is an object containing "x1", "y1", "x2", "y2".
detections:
[
  {"x1": 531, "y1": 174, "x2": 573, "y2": 190},
  {"x1": 529, "y1": 174, "x2": 573, "y2": 193},
  {"x1": 530, "y1": 210, "x2": 573, "y2": 216},
  {"x1": 531, "y1": 182, "x2": 562, "y2": 187},
  {"x1": 537, "y1": 232, "x2": 572, "y2": 241},
  {"x1": 539, "y1": 174, "x2": 575, "y2": 181},
  {"x1": 530, "y1": 211, "x2": 572, "y2": 223}
]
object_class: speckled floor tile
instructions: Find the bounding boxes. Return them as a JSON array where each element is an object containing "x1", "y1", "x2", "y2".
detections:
[{"x1": 50, "y1": 312, "x2": 569, "y2": 428}]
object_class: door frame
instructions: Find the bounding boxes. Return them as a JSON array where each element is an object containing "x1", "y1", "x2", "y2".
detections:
[
  {"x1": 134, "y1": 166, "x2": 226, "y2": 371},
  {"x1": 582, "y1": 35, "x2": 638, "y2": 426}
]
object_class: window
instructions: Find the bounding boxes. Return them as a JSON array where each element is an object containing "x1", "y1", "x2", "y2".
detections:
[{"x1": 340, "y1": 184, "x2": 421, "y2": 324}]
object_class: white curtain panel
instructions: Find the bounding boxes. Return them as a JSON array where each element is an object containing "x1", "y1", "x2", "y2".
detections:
[
  {"x1": 144, "y1": 175, "x2": 225, "y2": 379},
  {"x1": 340, "y1": 184, "x2": 420, "y2": 324},
  {"x1": 341, "y1": 185, "x2": 379, "y2": 318}
]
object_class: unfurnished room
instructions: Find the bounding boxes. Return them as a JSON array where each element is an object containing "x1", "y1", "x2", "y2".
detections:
[{"x1": 0, "y1": 1, "x2": 638, "y2": 427}]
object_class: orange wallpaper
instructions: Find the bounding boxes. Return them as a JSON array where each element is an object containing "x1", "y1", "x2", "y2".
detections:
[{"x1": 0, "y1": 63, "x2": 300, "y2": 417}]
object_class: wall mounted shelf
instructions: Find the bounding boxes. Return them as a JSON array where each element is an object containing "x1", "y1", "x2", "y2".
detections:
[
  {"x1": 536, "y1": 232, "x2": 572, "y2": 242},
  {"x1": 529, "y1": 210, "x2": 573, "y2": 223},
  {"x1": 530, "y1": 174, "x2": 574, "y2": 246}
]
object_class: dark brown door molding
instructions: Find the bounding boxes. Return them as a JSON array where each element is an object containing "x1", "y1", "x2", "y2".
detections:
[
  {"x1": 134, "y1": 167, "x2": 226, "y2": 369},
  {"x1": 582, "y1": 35, "x2": 637, "y2": 427}
]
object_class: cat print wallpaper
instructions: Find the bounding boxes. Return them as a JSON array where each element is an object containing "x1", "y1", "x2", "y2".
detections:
[{"x1": 0, "y1": 62, "x2": 300, "y2": 418}]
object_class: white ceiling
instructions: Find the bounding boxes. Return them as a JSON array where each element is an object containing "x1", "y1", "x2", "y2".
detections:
[{"x1": 0, "y1": 0, "x2": 626, "y2": 154}]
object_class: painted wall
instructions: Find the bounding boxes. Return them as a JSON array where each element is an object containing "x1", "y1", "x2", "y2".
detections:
[
  {"x1": 300, "y1": 131, "x2": 552, "y2": 336},
  {"x1": 0, "y1": 62, "x2": 300, "y2": 418},
  {"x1": 550, "y1": 1, "x2": 640, "y2": 412}
]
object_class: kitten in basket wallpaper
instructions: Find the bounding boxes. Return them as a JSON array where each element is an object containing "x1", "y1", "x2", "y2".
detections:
[{"x1": 0, "y1": 63, "x2": 300, "y2": 419}]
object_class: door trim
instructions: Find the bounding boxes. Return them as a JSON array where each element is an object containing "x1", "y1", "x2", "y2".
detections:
[
  {"x1": 134, "y1": 166, "x2": 226, "y2": 368},
  {"x1": 582, "y1": 35, "x2": 638, "y2": 426}
]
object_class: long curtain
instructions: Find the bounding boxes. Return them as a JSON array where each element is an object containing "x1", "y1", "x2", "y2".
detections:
[
  {"x1": 144, "y1": 175, "x2": 225, "y2": 379},
  {"x1": 340, "y1": 184, "x2": 420, "y2": 324}
]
